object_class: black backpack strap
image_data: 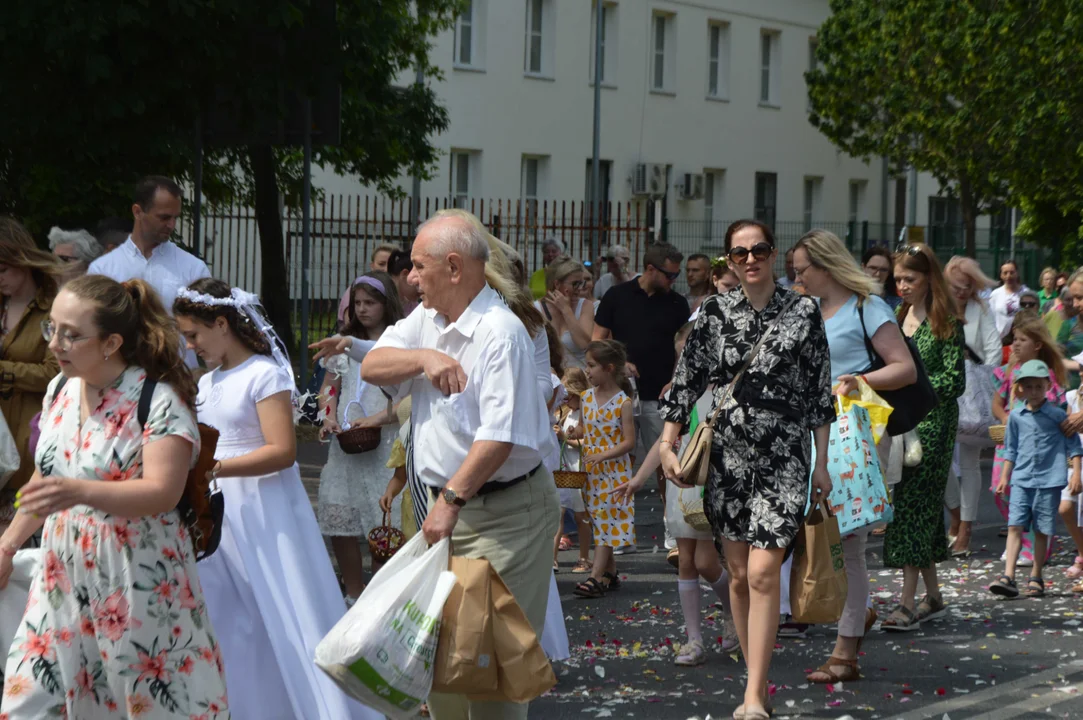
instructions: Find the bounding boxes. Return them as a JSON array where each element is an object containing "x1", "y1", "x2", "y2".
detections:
[
  {"x1": 856, "y1": 300, "x2": 876, "y2": 368},
  {"x1": 50, "y1": 375, "x2": 69, "y2": 406},
  {"x1": 138, "y1": 379, "x2": 158, "y2": 429}
]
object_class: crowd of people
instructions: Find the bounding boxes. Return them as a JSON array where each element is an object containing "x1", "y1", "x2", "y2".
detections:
[{"x1": 3, "y1": 174, "x2": 1083, "y2": 720}]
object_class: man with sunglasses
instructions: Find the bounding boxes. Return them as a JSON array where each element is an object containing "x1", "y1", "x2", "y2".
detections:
[{"x1": 594, "y1": 243, "x2": 688, "y2": 548}]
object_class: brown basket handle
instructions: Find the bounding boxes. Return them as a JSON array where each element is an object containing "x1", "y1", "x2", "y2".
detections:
[{"x1": 382, "y1": 510, "x2": 392, "y2": 528}]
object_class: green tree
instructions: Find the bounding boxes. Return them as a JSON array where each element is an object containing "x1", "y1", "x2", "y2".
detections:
[
  {"x1": 807, "y1": 0, "x2": 1013, "y2": 256},
  {"x1": 0, "y1": 0, "x2": 464, "y2": 353}
]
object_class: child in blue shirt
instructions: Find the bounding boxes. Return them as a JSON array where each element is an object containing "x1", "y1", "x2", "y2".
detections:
[{"x1": 991, "y1": 359, "x2": 1083, "y2": 598}]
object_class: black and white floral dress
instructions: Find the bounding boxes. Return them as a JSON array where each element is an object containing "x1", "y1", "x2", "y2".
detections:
[{"x1": 660, "y1": 286, "x2": 835, "y2": 549}]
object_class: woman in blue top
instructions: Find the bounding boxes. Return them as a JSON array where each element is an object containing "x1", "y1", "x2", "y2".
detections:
[{"x1": 792, "y1": 230, "x2": 917, "y2": 684}]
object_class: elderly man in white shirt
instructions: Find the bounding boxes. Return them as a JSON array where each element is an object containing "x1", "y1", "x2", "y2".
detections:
[
  {"x1": 360, "y1": 211, "x2": 560, "y2": 720},
  {"x1": 88, "y1": 176, "x2": 210, "y2": 366}
]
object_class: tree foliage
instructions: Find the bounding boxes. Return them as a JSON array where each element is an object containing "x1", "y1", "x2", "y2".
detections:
[
  {"x1": 0, "y1": 0, "x2": 464, "y2": 353},
  {"x1": 807, "y1": 0, "x2": 1015, "y2": 255}
]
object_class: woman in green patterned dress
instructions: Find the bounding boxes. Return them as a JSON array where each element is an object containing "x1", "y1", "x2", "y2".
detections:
[{"x1": 881, "y1": 244, "x2": 966, "y2": 632}]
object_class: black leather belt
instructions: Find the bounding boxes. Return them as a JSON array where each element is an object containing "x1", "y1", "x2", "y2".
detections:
[{"x1": 474, "y1": 463, "x2": 542, "y2": 497}]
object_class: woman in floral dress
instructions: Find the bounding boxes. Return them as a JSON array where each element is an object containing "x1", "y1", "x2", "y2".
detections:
[
  {"x1": 0, "y1": 275, "x2": 228, "y2": 719},
  {"x1": 659, "y1": 220, "x2": 835, "y2": 720}
]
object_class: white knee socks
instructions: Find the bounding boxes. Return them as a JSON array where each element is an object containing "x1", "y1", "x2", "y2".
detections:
[
  {"x1": 709, "y1": 570, "x2": 731, "y2": 612},
  {"x1": 678, "y1": 579, "x2": 703, "y2": 645}
]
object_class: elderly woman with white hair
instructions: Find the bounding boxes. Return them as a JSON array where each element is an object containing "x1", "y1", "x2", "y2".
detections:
[
  {"x1": 943, "y1": 256, "x2": 1001, "y2": 555},
  {"x1": 529, "y1": 236, "x2": 566, "y2": 299},
  {"x1": 48, "y1": 227, "x2": 103, "y2": 282}
]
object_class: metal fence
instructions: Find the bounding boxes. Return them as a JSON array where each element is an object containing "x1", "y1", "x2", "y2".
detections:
[{"x1": 175, "y1": 196, "x2": 655, "y2": 339}]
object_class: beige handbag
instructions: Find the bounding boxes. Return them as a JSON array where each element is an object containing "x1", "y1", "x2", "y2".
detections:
[{"x1": 679, "y1": 295, "x2": 799, "y2": 486}]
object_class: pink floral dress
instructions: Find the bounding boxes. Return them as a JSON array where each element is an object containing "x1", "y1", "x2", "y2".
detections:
[{"x1": 2, "y1": 368, "x2": 229, "y2": 719}]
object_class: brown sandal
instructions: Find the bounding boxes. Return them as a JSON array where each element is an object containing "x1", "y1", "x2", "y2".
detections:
[
  {"x1": 574, "y1": 577, "x2": 606, "y2": 598},
  {"x1": 807, "y1": 656, "x2": 860, "y2": 684}
]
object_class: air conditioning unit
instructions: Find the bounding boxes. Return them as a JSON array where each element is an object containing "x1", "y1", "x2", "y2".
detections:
[
  {"x1": 632, "y1": 162, "x2": 668, "y2": 196},
  {"x1": 680, "y1": 173, "x2": 705, "y2": 200}
]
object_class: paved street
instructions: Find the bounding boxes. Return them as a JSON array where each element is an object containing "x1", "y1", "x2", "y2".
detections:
[{"x1": 297, "y1": 441, "x2": 1083, "y2": 719}]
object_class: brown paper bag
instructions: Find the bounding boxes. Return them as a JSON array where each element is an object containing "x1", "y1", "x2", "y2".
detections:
[
  {"x1": 468, "y1": 565, "x2": 557, "y2": 703},
  {"x1": 432, "y1": 556, "x2": 498, "y2": 694},
  {"x1": 789, "y1": 500, "x2": 848, "y2": 625}
]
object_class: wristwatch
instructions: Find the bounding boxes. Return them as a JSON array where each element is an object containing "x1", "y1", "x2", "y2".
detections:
[{"x1": 441, "y1": 488, "x2": 467, "y2": 508}]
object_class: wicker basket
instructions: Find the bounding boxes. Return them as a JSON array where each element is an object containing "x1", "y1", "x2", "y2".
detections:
[
  {"x1": 337, "y1": 425, "x2": 381, "y2": 455},
  {"x1": 684, "y1": 509, "x2": 712, "y2": 532},
  {"x1": 553, "y1": 470, "x2": 588, "y2": 489},
  {"x1": 989, "y1": 424, "x2": 1006, "y2": 444},
  {"x1": 367, "y1": 511, "x2": 406, "y2": 564}
]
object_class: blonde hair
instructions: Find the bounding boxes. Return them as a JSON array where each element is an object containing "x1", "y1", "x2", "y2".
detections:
[
  {"x1": 794, "y1": 229, "x2": 880, "y2": 302},
  {"x1": 944, "y1": 256, "x2": 997, "y2": 307},
  {"x1": 545, "y1": 257, "x2": 584, "y2": 291},
  {"x1": 1040, "y1": 266, "x2": 1058, "y2": 287},
  {"x1": 1008, "y1": 312, "x2": 1067, "y2": 388},
  {"x1": 561, "y1": 367, "x2": 590, "y2": 396}
]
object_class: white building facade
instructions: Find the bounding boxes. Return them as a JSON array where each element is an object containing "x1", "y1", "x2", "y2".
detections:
[{"x1": 314, "y1": 0, "x2": 894, "y2": 251}]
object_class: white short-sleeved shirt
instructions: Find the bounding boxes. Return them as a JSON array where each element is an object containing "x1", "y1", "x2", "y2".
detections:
[
  {"x1": 988, "y1": 284, "x2": 1030, "y2": 339},
  {"x1": 88, "y1": 237, "x2": 211, "y2": 367},
  {"x1": 367, "y1": 285, "x2": 554, "y2": 489},
  {"x1": 197, "y1": 355, "x2": 295, "y2": 454},
  {"x1": 822, "y1": 294, "x2": 898, "y2": 384}
]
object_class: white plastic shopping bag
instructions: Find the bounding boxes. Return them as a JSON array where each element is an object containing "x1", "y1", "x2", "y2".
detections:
[
  {"x1": 0, "y1": 411, "x2": 19, "y2": 486},
  {"x1": 315, "y1": 534, "x2": 456, "y2": 719}
]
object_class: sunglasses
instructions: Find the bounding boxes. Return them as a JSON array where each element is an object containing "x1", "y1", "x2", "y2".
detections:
[
  {"x1": 895, "y1": 243, "x2": 923, "y2": 257},
  {"x1": 727, "y1": 242, "x2": 774, "y2": 265},
  {"x1": 648, "y1": 264, "x2": 681, "y2": 281},
  {"x1": 1020, "y1": 300, "x2": 1039, "y2": 310}
]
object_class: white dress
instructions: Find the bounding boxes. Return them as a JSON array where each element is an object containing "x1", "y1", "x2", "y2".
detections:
[
  {"x1": 317, "y1": 354, "x2": 400, "y2": 537},
  {"x1": 195, "y1": 355, "x2": 377, "y2": 720}
]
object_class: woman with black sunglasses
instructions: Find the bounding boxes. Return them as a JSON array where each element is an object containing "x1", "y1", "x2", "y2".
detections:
[
  {"x1": 535, "y1": 257, "x2": 594, "y2": 368},
  {"x1": 658, "y1": 220, "x2": 835, "y2": 720}
]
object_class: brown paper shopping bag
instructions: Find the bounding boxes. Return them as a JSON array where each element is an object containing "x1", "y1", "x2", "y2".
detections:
[
  {"x1": 789, "y1": 500, "x2": 848, "y2": 625},
  {"x1": 468, "y1": 565, "x2": 557, "y2": 703},
  {"x1": 432, "y1": 556, "x2": 498, "y2": 694}
]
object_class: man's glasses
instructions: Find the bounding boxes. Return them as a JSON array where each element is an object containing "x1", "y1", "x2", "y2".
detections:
[
  {"x1": 41, "y1": 320, "x2": 92, "y2": 352},
  {"x1": 727, "y1": 243, "x2": 773, "y2": 265},
  {"x1": 649, "y1": 264, "x2": 681, "y2": 281}
]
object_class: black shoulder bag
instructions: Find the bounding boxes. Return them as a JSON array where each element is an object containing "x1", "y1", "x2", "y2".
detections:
[{"x1": 857, "y1": 302, "x2": 939, "y2": 435}]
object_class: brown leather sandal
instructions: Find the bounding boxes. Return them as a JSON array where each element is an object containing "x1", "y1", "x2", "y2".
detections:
[{"x1": 807, "y1": 656, "x2": 860, "y2": 684}]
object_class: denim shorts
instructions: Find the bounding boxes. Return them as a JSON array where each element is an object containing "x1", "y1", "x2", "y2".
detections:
[{"x1": 1008, "y1": 486, "x2": 1061, "y2": 537}]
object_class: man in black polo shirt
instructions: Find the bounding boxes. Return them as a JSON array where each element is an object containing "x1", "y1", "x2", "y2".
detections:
[{"x1": 593, "y1": 242, "x2": 689, "y2": 549}]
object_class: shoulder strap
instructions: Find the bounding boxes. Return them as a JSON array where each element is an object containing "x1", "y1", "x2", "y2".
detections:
[
  {"x1": 138, "y1": 379, "x2": 158, "y2": 429},
  {"x1": 856, "y1": 300, "x2": 876, "y2": 367},
  {"x1": 703, "y1": 293, "x2": 801, "y2": 429},
  {"x1": 50, "y1": 375, "x2": 69, "y2": 406},
  {"x1": 541, "y1": 301, "x2": 552, "y2": 322}
]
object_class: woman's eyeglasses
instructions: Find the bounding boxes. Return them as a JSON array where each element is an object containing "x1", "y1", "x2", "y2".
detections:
[
  {"x1": 727, "y1": 242, "x2": 773, "y2": 265},
  {"x1": 1020, "y1": 300, "x2": 1040, "y2": 310},
  {"x1": 41, "y1": 320, "x2": 92, "y2": 352}
]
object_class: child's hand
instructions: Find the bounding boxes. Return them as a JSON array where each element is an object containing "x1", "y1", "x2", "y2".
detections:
[
  {"x1": 1070, "y1": 473, "x2": 1082, "y2": 496},
  {"x1": 995, "y1": 478, "x2": 1010, "y2": 498},
  {"x1": 379, "y1": 487, "x2": 396, "y2": 514},
  {"x1": 569, "y1": 425, "x2": 585, "y2": 440},
  {"x1": 611, "y1": 476, "x2": 644, "y2": 505},
  {"x1": 555, "y1": 426, "x2": 566, "y2": 443},
  {"x1": 319, "y1": 418, "x2": 342, "y2": 440}
]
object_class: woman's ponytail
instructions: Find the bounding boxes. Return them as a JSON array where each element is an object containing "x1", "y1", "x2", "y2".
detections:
[{"x1": 63, "y1": 275, "x2": 198, "y2": 408}]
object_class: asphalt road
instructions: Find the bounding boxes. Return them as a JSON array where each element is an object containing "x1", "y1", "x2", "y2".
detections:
[{"x1": 297, "y1": 442, "x2": 1083, "y2": 719}]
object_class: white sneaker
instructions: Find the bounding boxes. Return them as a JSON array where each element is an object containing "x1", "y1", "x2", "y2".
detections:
[
  {"x1": 999, "y1": 550, "x2": 1034, "y2": 567},
  {"x1": 613, "y1": 545, "x2": 637, "y2": 556}
]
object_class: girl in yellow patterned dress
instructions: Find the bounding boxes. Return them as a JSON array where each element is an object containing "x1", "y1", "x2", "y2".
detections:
[{"x1": 574, "y1": 340, "x2": 637, "y2": 598}]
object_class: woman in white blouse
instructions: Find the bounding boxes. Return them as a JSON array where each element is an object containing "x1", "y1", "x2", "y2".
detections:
[{"x1": 944, "y1": 256, "x2": 1001, "y2": 555}]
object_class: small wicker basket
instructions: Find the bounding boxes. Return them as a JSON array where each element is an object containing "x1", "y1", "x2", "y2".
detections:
[
  {"x1": 989, "y1": 424, "x2": 1006, "y2": 444},
  {"x1": 367, "y1": 511, "x2": 406, "y2": 564},
  {"x1": 553, "y1": 470, "x2": 588, "y2": 489},
  {"x1": 337, "y1": 425, "x2": 381, "y2": 455}
]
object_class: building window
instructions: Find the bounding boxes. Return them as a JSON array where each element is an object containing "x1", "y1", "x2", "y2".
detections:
[
  {"x1": 754, "y1": 172, "x2": 777, "y2": 229},
  {"x1": 803, "y1": 177, "x2": 823, "y2": 230},
  {"x1": 450, "y1": 151, "x2": 476, "y2": 208},
  {"x1": 849, "y1": 181, "x2": 867, "y2": 224},
  {"x1": 651, "y1": 12, "x2": 675, "y2": 92},
  {"x1": 760, "y1": 30, "x2": 780, "y2": 106},
  {"x1": 454, "y1": 1, "x2": 488, "y2": 69},
  {"x1": 703, "y1": 170, "x2": 723, "y2": 242},
  {"x1": 523, "y1": 0, "x2": 554, "y2": 77},
  {"x1": 928, "y1": 196, "x2": 960, "y2": 226},
  {"x1": 708, "y1": 22, "x2": 730, "y2": 99},
  {"x1": 590, "y1": 2, "x2": 617, "y2": 85},
  {"x1": 521, "y1": 155, "x2": 548, "y2": 221}
]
